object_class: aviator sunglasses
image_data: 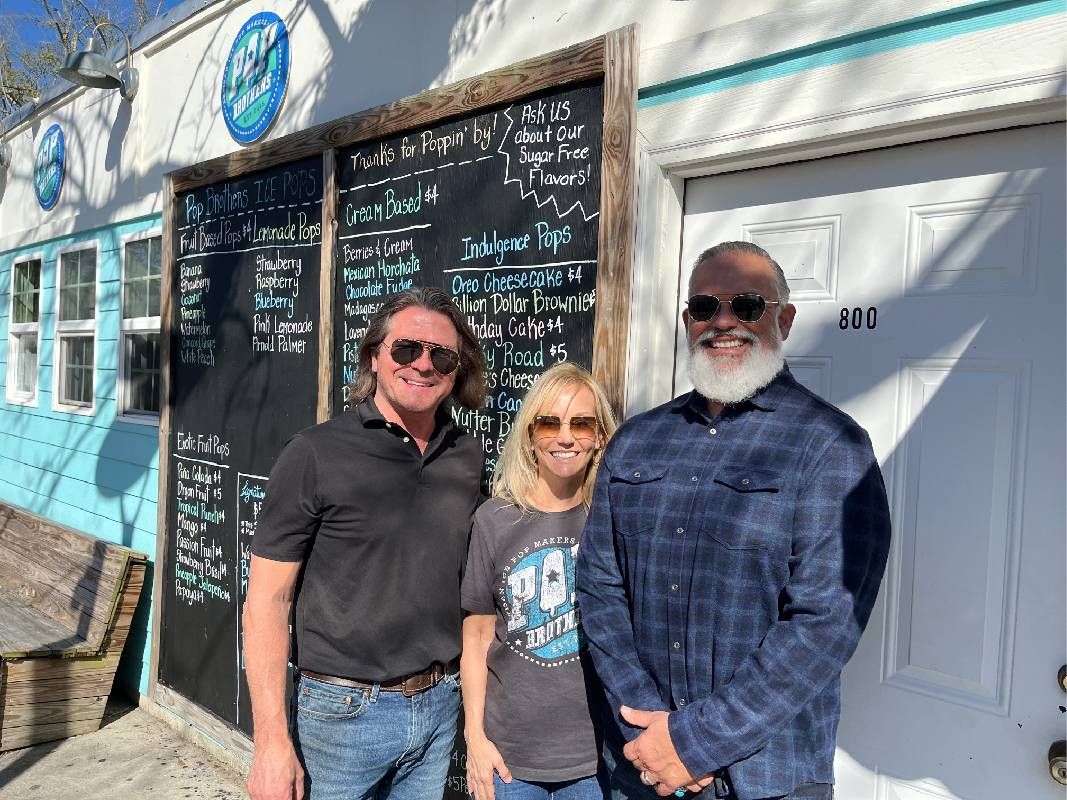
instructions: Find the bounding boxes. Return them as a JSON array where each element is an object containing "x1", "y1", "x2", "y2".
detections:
[
  {"x1": 386, "y1": 338, "x2": 461, "y2": 375},
  {"x1": 530, "y1": 415, "x2": 600, "y2": 441},
  {"x1": 687, "y1": 292, "x2": 780, "y2": 323}
]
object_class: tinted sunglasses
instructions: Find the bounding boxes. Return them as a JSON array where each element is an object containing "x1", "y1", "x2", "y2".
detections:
[
  {"x1": 530, "y1": 415, "x2": 600, "y2": 441},
  {"x1": 687, "y1": 292, "x2": 780, "y2": 323},
  {"x1": 387, "y1": 338, "x2": 461, "y2": 375}
]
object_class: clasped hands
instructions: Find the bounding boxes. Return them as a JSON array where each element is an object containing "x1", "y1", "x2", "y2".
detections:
[{"x1": 620, "y1": 706, "x2": 714, "y2": 797}]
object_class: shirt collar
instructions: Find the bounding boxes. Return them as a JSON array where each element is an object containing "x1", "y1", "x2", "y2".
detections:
[
  {"x1": 355, "y1": 396, "x2": 384, "y2": 425},
  {"x1": 670, "y1": 364, "x2": 795, "y2": 420},
  {"x1": 355, "y1": 395, "x2": 457, "y2": 437}
]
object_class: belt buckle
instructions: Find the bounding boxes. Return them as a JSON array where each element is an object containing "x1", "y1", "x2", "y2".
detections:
[
  {"x1": 401, "y1": 671, "x2": 427, "y2": 697},
  {"x1": 400, "y1": 663, "x2": 444, "y2": 697}
]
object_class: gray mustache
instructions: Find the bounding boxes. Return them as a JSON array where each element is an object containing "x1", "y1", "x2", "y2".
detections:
[{"x1": 696, "y1": 329, "x2": 758, "y2": 345}]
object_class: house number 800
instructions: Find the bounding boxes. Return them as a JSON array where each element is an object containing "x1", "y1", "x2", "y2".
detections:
[{"x1": 839, "y1": 307, "x2": 877, "y2": 330}]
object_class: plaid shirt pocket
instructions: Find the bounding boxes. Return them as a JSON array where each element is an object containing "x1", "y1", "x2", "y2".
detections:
[
  {"x1": 608, "y1": 463, "x2": 669, "y2": 536},
  {"x1": 706, "y1": 464, "x2": 788, "y2": 552}
]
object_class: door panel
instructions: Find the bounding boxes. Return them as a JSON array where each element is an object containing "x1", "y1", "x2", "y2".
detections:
[{"x1": 679, "y1": 124, "x2": 1065, "y2": 800}]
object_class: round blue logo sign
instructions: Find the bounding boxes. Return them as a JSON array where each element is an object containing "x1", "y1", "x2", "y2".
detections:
[
  {"x1": 220, "y1": 12, "x2": 290, "y2": 144},
  {"x1": 33, "y1": 124, "x2": 65, "y2": 211}
]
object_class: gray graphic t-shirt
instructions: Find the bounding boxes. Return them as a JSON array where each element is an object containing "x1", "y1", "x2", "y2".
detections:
[{"x1": 461, "y1": 498, "x2": 598, "y2": 782}]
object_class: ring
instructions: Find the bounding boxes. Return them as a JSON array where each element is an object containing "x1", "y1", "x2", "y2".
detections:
[{"x1": 640, "y1": 770, "x2": 657, "y2": 786}]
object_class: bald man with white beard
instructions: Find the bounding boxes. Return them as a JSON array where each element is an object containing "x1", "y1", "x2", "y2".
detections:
[{"x1": 576, "y1": 242, "x2": 892, "y2": 800}]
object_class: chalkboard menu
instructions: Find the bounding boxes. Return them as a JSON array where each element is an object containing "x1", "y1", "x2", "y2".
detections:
[
  {"x1": 160, "y1": 157, "x2": 323, "y2": 732},
  {"x1": 335, "y1": 81, "x2": 602, "y2": 471}
]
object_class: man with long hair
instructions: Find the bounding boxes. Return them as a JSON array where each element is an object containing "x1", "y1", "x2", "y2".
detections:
[{"x1": 244, "y1": 287, "x2": 486, "y2": 800}]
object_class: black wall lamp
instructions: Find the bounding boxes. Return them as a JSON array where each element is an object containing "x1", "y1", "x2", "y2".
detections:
[{"x1": 57, "y1": 21, "x2": 138, "y2": 101}]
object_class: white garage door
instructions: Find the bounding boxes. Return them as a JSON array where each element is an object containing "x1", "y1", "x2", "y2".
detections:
[{"x1": 679, "y1": 124, "x2": 1066, "y2": 800}]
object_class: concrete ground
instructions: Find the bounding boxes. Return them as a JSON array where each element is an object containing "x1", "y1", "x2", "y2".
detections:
[{"x1": 0, "y1": 697, "x2": 248, "y2": 800}]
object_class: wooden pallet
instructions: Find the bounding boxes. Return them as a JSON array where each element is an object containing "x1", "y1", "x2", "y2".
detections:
[{"x1": 0, "y1": 503, "x2": 147, "y2": 751}]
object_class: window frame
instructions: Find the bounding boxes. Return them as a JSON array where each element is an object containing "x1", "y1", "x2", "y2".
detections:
[
  {"x1": 52, "y1": 240, "x2": 100, "y2": 415},
  {"x1": 117, "y1": 228, "x2": 163, "y2": 424},
  {"x1": 5, "y1": 252, "x2": 45, "y2": 407}
]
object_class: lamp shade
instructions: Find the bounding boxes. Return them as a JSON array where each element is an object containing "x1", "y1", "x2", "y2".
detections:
[{"x1": 57, "y1": 50, "x2": 122, "y2": 90}]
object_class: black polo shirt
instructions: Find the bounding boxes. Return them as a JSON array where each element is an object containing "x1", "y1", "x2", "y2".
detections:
[{"x1": 253, "y1": 398, "x2": 483, "y2": 681}]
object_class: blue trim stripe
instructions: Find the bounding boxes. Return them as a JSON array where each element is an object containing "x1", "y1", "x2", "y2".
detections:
[{"x1": 639, "y1": 0, "x2": 1066, "y2": 108}]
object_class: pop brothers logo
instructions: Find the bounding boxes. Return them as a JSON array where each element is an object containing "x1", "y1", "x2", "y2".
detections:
[
  {"x1": 33, "y1": 124, "x2": 64, "y2": 211},
  {"x1": 501, "y1": 538, "x2": 581, "y2": 667},
  {"x1": 220, "y1": 12, "x2": 290, "y2": 144}
]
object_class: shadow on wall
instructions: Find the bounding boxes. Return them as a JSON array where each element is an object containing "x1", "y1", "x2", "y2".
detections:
[
  {"x1": 93, "y1": 416, "x2": 159, "y2": 696},
  {"x1": 295, "y1": 0, "x2": 493, "y2": 122},
  {"x1": 104, "y1": 100, "x2": 132, "y2": 174}
]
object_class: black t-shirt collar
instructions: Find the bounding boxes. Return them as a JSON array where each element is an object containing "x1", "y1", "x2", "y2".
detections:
[{"x1": 356, "y1": 395, "x2": 458, "y2": 456}]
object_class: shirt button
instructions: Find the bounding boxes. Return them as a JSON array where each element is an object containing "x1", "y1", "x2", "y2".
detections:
[
  {"x1": 633, "y1": 471, "x2": 640, "y2": 478},
  {"x1": 678, "y1": 698, "x2": 687, "y2": 706},
  {"x1": 709, "y1": 427, "x2": 717, "y2": 435},
  {"x1": 691, "y1": 476, "x2": 698, "y2": 482},
  {"x1": 741, "y1": 478, "x2": 750, "y2": 485},
  {"x1": 671, "y1": 583, "x2": 679, "y2": 591},
  {"x1": 403, "y1": 436, "x2": 410, "y2": 443},
  {"x1": 676, "y1": 527, "x2": 684, "y2": 534},
  {"x1": 673, "y1": 641, "x2": 681, "y2": 649}
]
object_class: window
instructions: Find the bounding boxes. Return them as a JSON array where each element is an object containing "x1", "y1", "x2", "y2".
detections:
[
  {"x1": 59, "y1": 335, "x2": 94, "y2": 406},
  {"x1": 119, "y1": 233, "x2": 161, "y2": 420},
  {"x1": 6, "y1": 257, "x2": 42, "y2": 405},
  {"x1": 54, "y1": 245, "x2": 97, "y2": 412}
]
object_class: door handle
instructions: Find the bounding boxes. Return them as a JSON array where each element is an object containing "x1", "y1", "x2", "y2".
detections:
[{"x1": 1051, "y1": 741, "x2": 1067, "y2": 786}]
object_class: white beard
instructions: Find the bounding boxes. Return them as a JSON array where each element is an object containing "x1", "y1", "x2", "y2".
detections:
[{"x1": 687, "y1": 325, "x2": 785, "y2": 406}]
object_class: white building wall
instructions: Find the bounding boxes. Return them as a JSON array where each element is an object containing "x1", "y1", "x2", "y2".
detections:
[{"x1": 4, "y1": 0, "x2": 1060, "y2": 252}]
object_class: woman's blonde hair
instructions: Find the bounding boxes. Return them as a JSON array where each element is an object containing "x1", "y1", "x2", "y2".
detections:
[{"x1": 492, "y1": 362, "x2": 618, "y2": 511}]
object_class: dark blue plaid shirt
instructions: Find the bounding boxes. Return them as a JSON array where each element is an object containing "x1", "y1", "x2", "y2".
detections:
[{"x1": 576, "y1": 367, "x2": 891, "y2": 799}]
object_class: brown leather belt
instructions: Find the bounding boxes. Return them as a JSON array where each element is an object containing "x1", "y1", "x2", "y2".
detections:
[{"x1": 300, "y1": 659, "x2": 458, "y2": 697}]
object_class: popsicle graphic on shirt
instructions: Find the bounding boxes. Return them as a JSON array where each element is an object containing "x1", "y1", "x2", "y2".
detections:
[{"x1": 503, "y1": 543, "x2": 581, "y2": 666}]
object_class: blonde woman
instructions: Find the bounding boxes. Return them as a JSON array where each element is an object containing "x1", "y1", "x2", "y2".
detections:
[{"x1": 461, "y1": 363, "x2": 617, "y2": 800}]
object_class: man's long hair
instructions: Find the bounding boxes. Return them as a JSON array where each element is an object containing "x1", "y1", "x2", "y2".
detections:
[{"x1": 348, "y1": 287, "x2": 487, "y2": 410}]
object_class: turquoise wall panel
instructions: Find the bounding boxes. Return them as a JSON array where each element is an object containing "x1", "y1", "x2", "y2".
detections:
[
  {"x1": 2, "y1": 436, "x2": 159, "y2": 501},
  {"x1": 0, "y1": 407, "x2": 159, "y2": 463}
]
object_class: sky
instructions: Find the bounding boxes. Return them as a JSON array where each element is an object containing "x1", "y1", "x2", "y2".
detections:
[
  {"x1": 1, "y1": 0, "x2": 186, "y2": 53},
  {"x1": 1, "y1": 0, "x2": 185, "y2": 106}
]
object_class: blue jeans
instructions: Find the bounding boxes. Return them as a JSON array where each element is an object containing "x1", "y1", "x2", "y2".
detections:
[
  {"x1": 493, "y1": 773, "x2": 606, "y2": 800},
  {"x1": 292, "y1": 671, "x2": 461, "y2": 800}
]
